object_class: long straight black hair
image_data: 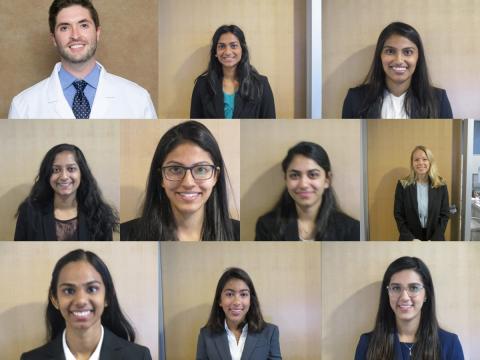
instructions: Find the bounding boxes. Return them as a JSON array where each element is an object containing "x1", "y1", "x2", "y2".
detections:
[
  {"x1": 46, "y1": 249, "x2": 136, "y2": 342},
  {"x1": 266, "y1": 141, "x2": 341, "y2": 240},
  {"x1": 206, "y1": 267, "x2": 266, "y2": 333},
  {"x1": 130, "y1": 120, "x2": 235, "y2": 241},
  {"x1": 197, "y1": 24, "x2": 264, "y2": 103},
  {"x1": 17, "y1": 143, "x2": 118, "y2": 240},
  {"x1": 366, "y1": 256, "x2": 441, "y2": 360},
  {"x1": 359, "y1": 22, "x2": 438, "y2": 118}
]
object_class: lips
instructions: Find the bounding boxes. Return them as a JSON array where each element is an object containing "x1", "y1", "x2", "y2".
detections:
[
  {"x1": 70, "y1": 309, "x2": 94, "y2": 321},
  {"x1": 390, "y1": 65, "x2": 407, "y2": 74},
  {"x1": 295, "y1": 191, "x2": 313, "y2": 199},
  {"x1": 229, "y1": 308, "x2": 244, "y2": 316},
  {"x1": 176, "y1": 192, "x2": 201, "y2": 201}
]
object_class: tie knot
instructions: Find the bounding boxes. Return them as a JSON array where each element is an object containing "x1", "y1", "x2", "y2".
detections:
[{"x1": 73, "y1": 80, "x2": 88, "y2": 92}]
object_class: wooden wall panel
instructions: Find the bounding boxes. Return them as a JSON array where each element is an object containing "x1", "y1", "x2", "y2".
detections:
[
  {"x1": 240, "y1": 119, "x2": 361, "y2": 241},
  {"x1": 161, "y1": 242, "x2": 321, "y2": 360},
  {"x1": 322, "y1": 0, "x2": 480, "y2": 118},
  {"x1": 0, "y1": 242, "x2": 159, "y2": 360},
  {"x1": 0, "y1": 120, "x2": 119, "y2": 241}
]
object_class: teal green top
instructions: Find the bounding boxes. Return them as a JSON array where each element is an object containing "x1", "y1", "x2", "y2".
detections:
[{"x1": 223, "y1": 92, "x2": 235, "y2": 119}]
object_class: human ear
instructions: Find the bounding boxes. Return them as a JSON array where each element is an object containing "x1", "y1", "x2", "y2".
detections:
[{"x1": 50, "y1": 295, "x2": 59, "y2": 310}]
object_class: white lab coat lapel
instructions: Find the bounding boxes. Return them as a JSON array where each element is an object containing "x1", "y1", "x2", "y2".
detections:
[
  {"x1": 49, "y1": 63, "x2": 76, "y2": 118},
  {"x1": 89, "y1": 63, "x2": 114, "y2": 118}
]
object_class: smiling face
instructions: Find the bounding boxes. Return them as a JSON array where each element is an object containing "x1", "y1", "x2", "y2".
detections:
[
  {"x1": 285, "y1": 155, "x2": 330, "y2": 211},
  {"x1": 161, "y1": 142, "x2": 218, "y2": 220},
  {"x1": 52, "y1": 5, "x2": 100, "y2": 66},
  {"x1": 51, "y1": 260, "x2": 106, "y2": 334},
  {"x1": 381, "y1": 34, "x2": 418, "y2": 92},
  {"x1": 216, "y1": 32, "x2": 242, "y2": 71},
  {"x1": 412, "y1": 148, "x2": 430, "y2": 178},
  {"x1": 388, "y1": 269, "x2": 426, "y2": 327},
  {"x1": 219, "y1": 278, "x2": 251, "y2": 329},
  {"x1": 49, "y1": 151, "x2": 81, "y2": 201}
]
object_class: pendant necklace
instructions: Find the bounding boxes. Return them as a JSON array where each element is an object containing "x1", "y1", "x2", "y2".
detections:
[{"x1": 404, "y1": 343, "x2": 414, "y2": 357}]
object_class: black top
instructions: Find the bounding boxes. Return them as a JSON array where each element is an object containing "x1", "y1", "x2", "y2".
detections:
[
  {"x1": 120, "y1": 217, "x2": 240, "y2": 241},
  {"x1": 342, "y1": 85, "x2": 453, "y2": 118},
  {"x1": 190, "y1": 74, "x2": 276, "y2": 118},
  {"x1": 255, "y1": 210, "x2": 360, "y2": 241},
  {"x1": 20, "y1": 327, "x2": 152, "y2": 360}
]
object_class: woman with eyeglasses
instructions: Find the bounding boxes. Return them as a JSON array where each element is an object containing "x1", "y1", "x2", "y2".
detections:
[
  {"x1": 394, "y1": 145, "x2": 449, "y2": 241},
  {"x1": 342, "y1": 22, "x2": 452, "y2": 119},
  {"x1": 354, "y1": 256, "x2": 464, "y2": 360},
  {"x1": 20, "y1": 249, "x2": 151, "y2": 359},
  {"x1": 255, "y1": 141, "x2": 359, "y2": 241},
  {"x1": 121, "y1": 120, "x2": 239, "y2": 241},
  {"x1": 196, "y1": 267, "x2": 282, "y2": 359},
  {"x1": 190, "y1": 24, "x2": 276, "y2": 119}
]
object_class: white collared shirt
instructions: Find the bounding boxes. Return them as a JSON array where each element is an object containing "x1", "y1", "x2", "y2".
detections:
[
  {"x1": 62, "y1": 325, "x2": 104, "y2": 360},
  {"x1": 381, "y1": 90, "x2": 408, "y2": 119},
  {"x1": 225, "y1": 320, "x2": 248, "y2": 360}
]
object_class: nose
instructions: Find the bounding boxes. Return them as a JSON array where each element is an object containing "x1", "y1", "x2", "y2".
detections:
[
  {"x1": 233, "y1": 294, "x2": 241, "y2": 305},
  {"x1": 71, "y1": 25, "x2": 80, "y2": 39},
  {"x1": 399, "y1": 288, "x2": 411, "y2": 299},
  {"x1": 60, "y1": 169, "x2": 69, "y2": 179},
  {"x1": 298, "y1": 175, "x2": 309, "y2": 188},
  {"x1": 73, "y1": 289, "x2": 88, "y2": 306},
  {"x1": 395, "y1": 52, "x2": 404, "y2": 63},
  {"x1": 181, "y1": 169, "x2": 196, "y2": 187}
]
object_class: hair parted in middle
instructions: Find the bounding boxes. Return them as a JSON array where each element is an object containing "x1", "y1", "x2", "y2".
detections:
[
  {"x1": 400, "y1": 145, "x2": 446, "y2": 188},
  {"x1": 196, "y1": 24, "x2": 265, "y2": 103},
  {"x1": 366, "y1": 256, "x2": 441, "y2": 360},
  {"x1": 130, "y1": 120, "x2": 236, "y2": 241},
  {"x1": 205, "y1": 267, "x2": 266, "y2": 333}
]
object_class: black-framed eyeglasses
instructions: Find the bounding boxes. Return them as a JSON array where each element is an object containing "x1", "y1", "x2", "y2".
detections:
[
  {"x1": 161, "y1": 165, "x2": 219, "y2": 181},
  {"x1": 386, "y1": 283, "x2": 425, "y2": 297}
]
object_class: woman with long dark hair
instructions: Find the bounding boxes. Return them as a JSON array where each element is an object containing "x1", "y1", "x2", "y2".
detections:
[
  {"x1": 14, "y1": 143, "x2": 118, "y2": 241},
  {"x1": 20, "y1": 249, "x2": 151, "y2": 359},
  {"x1": 255, "y1": 141, "x2": 359, "y2": 241},
  {"x1": 342, "y1": 22, "x2": 452, "y2": 118},
  {"x1": 190, "y1": 24, "x2": 276, "y2": 119},
  {"x1": 354, "y1": 256, "x2": 463, "y2": 360},
  {"x1": 196, "y1": 267, "x2": 282, "y2": 359},
  {"x1": 121, "y1": 120, "x2": 239, "y2": 241},
  {"x1": 394, "y1": 145, "x2": 449, "y2": 240}
]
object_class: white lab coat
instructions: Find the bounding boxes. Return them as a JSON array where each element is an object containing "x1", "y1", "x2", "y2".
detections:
[{"x1": 8, "y1": 62, "x2": 157, "y2": 119}]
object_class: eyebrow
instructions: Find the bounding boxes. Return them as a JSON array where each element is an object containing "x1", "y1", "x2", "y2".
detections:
[
  {"x1": 383, "y1": 45, "x2": 417, "y2": 50},
  {"x1": 58, "y1": 280, "x2": 102, "y2": 287},
  {"x1": 389, "y1": 282, "x2": 422, "y2": 286},
  {"x1": 288, "y1": 168, "x2": 321, "y2": 172},
  {"x1": 217, "y1": 41, "x2": 240, "y2": 45},
  {"x1": 56, "y1": 18, "x2": 92, "y2": 28},
  {"x1": 52, "y1": 163, "x2": 78, "y2": 167},
  {"x1": 164, "y1": 161, "x2": 212, "y2": 166}
]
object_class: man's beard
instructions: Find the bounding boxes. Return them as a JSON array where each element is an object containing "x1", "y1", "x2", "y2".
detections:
[{"x1": 58, "y1": 40, "x2": 97, "y2": 64}]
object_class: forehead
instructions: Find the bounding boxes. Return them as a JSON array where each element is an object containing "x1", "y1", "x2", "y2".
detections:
[
  {"x1": 163, "y1": 142, "x2": 213, "y2": 164},
  {"x1": 57, "y1": 260, "x2": 103, "y2": 285},
  {"x1": 287, "y1": 154, "x2": 323, "y2": 171},
  {"x1": 389, "y1": 269, "x2": 423, "y2": 284},
  {"x1": 218, "y1": 32, "x2": 240, "y2": 44},
  {"x1": 56, "y1": 4, "x2": 93, "y2": 25},
  {"x1": 412, "y1": 149, "x2": 428, "y2": 159},
  {"x1": 53, "y1": 151, "x2": 78, "y2": 165},
  {"x1": 222, "y1": 278, "x2": 249, "y2": 292},
  {"x1": 383, "y1": 34, "x2": 417, "y2": 49}
]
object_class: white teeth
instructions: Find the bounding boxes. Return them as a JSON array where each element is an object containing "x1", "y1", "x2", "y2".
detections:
[
  {"x1": 178, "y1": 193, "x2": 199, "y2": 199},
  {"x1": 73, "y1": 310, "x2": 91, "y2": 316},
  {"x1": 70, "y1": 44, "x2": 84, "y2": 48}
]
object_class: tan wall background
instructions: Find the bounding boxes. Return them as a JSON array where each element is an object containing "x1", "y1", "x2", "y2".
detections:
[
  {"x1": 158, "y1": 0, "x2": 306, "y2": 118},
  {"x1": 321, "y1": 242, "x2": 480, "y2": 360},
  {"x1": 367, "y1": 119, "x2": 460, "y2": 240},
  {"x1": 322, "y1": 0, "x2": 480, "y2": 118},
  {"x1": 0, "y1": 120, "x2": 119, "y2": 241},
  {"x1": 161, "y1": 242, "x2": 322, "y2": 360},
  {"x1": 0, "y1": 242, "x2": 159, "y2": 360},
  {"x1": 120, "y1": 119, "x2": 240, "y2": 222},
  {"x1": 0, "y1": 0, "x2": 158, "y2": 118},
  {"x1": 240, "y1": 119, "x2": 361, "y2": 241}
]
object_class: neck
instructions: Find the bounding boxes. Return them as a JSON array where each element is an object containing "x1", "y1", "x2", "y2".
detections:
[
  {"x1": 416, "y1": 174, "x2": 429, "y2": 184},
  {"x1": 386, "y1": 78, "x2": 411, "y2": 97},
  {"x1": 397, "y1": 318, "x2": 420, "y2": 343},
  {"x1": 61, "y1": 58, "x2": 97, "y2": 79},
  {"x1": 226, "y1": 319, "x2": 243, "y2": 341},
  {"x1": 54, "y1": 194, "x2": 77, "y2": 210},
  {"x1": 65, "y1": 324, "x2": 101, "y2": 357},
  {"x1": 173, "y1": 208, "x2": 204, "y2": 241},
  {"x1": 222, "y1": 66, "x2": 237, "y2": 81},
  {"x1": 295, "y1": 201, "x2": 321, "y2": 222}
]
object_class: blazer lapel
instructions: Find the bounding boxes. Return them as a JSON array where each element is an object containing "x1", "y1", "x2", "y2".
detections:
[
  {"x1": 213, "y1": 80, "x2": 224, "y2": 118},
  {"x1": 233, "y1": 92, "x2": 246, "y2": 118},
  {"x1": 393, "y1": 333, "x2": 403, "y2": 360},
  {"x1": 49, "y1": 63, "x2": 76, "y2": 119},
  {"x1": 240, "y1": 332, "x2": 258, "y2": 360},
  {"x1": 43, "y1": 334, "x2": 66, "y2": 359},
  {"x1": 99, "y1": 328, "x2": 123, "y2": 360},
  {"x1": 42, "y1": 203, "x2": 57, "y2": 241},
  {"x1": 409, "y1": 184, "x2": 421, "y2": 225},
  {"x1": 214, "y1": 332, "x2": 232, "y2": 360}
]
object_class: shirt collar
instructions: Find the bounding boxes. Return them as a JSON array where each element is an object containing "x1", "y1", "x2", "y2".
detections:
[
  {"x1": 224, "y1": 319, "x2": 248, "y2": 335},
  {"x1": 58, "y1": 63, "x2": 101, "y2": 90},
  {"x1": 62, "y1": 325, "x2": 104, "y2": 360}
]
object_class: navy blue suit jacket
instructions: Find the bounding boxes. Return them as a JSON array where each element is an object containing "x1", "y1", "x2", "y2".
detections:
[
  {"x1": 20, "y1": 328, "x2": 152, "y2": 360},
  {"x1": 342, "y1": 85, "x2": 453, "y2": 119},
  {"x1": 354, "y1": 329, "x2": 464, "y2": 360},
  {"x1": 196, "y1": 323, "x2": 282, "y2": 360},
  {"x1": 190, "y1": 74, "x2": 276, "y2": 119}
]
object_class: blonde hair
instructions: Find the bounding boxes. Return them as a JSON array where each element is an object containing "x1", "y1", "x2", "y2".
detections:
[{"x1": 400, "y1": 145, "x2": 446, "y2": 188}]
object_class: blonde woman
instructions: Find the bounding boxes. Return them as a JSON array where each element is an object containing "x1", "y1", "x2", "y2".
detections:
[{"x1": 394, "y1": 145, "x2": 449, "y2": 240}]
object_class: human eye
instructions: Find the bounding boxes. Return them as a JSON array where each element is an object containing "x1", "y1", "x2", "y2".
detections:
[
  {"x1": 67, "y1": 166, "x2": 77, "y2": 172},
  {"x1": 87, "y1": 285, "x2": 99, "y2": 294},
  {"x1": 80, "y1": 23, "x2": 89, "y2": 29},
  {"x1": 230, "y1": 43, "x2": 239, "y2": 49},
  {"x1": 390, "y1": 285, "x2": 401, "y2": 293},
  {"x1": 217, "y1": 43, "x2": 225, "y2": 50},
  {"x1": 409, "y1": 284, "x2": 422, "y2": 293},
  {"x1": 240, "y1": 291, "x2": 250, "y2": 298},
  {"x1": 224, "y1": 290, "x2": 234, "y2": 297},
  {"x1": 61, "y1": 287, "x2": 75, "y2": 295},
  {"x1": 308, "y1": 170, "x2": 320, "y2": 179},
  {"x1": 58, "y1": 25, "x2": 69, "y2": 32},
  {"x1": 52, "y1": 167, "x2": 61, "y2": 174},
  {"x1": 288, "y1": 172, "x2": 299, "y2": 180},
  {"x1": 168, "y1": 166, "x2": 184, "y2": 175},
  {"x1": 383, "y1": 48, "x2": 395, "y2": 55},
  {"x1": 403, "y1": 48, "x2": 414, "y2": 56}
]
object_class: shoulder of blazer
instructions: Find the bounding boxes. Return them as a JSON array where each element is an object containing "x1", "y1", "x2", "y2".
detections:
[
  {"x1": 328, "y1": 211, "x2": 360, "y2": 241},
  {"x1": 101, "y1": 328, "x2": 151, "y2": 357},
  {"x1": 120, "y1": 218, "x2": 141, "y2": 241},
  {"x1": 231, "y1": 219, "x2": 241, "y2": 241},
  {"x1": 20, "y1": 334, "x2": 64, "y2": 360}
]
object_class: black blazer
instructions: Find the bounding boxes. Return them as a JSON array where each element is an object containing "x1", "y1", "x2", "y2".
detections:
[
  {"x1": 13, "y1": 201, "x2": 112, "y2": 241},
  {"x1": 255, "y1": 210, "x2": 360, "y2": 241},
  {"x1": 20, "y1": 328, "x2": 152, "y2": 360},
  {"x1": 190, "y1": 74, "x2": 276, "y2": 118},
  {"x1": 394, "y1": 180, "x2": 449, "y2": 240},
  {"x1": 120, "y1": 217, "x2": 240, "y2": 240},
  {"x1": 196, "y1": 323, "x2": 282, "y2": 360},
  {"x1": 342, "y1": 85, "x2": 453, "y2": 118}
]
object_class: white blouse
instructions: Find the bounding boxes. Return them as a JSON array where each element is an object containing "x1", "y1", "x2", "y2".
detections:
[
  {"x1": 381, "y1": 91, "x2": 408, "y2": 119},
  {"x1": 62, "y1": 325, "x2": 104, "y2": 360},
  {"x1": 225, "y1": 321, "x2": 248, "y2": 360}
]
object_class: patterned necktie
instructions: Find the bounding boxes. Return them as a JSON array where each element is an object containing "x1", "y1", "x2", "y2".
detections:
[{"x1": 72, "y1": 80, "x2": 91, "y2": 119}]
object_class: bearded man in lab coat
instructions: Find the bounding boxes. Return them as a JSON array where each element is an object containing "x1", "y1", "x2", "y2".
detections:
[{"x1": 8, "y1": 0, "x2": 157, "y2": 119}]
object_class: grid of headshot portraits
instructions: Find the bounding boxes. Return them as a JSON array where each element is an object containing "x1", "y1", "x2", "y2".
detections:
[{"x1": 1, "y1": 0, "x2": 480, "y2": 360}]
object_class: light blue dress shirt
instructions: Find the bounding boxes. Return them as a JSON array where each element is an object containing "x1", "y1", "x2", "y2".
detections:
[{"x1": 58, "y1": 63, "x2": 101, "y2": 108}]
